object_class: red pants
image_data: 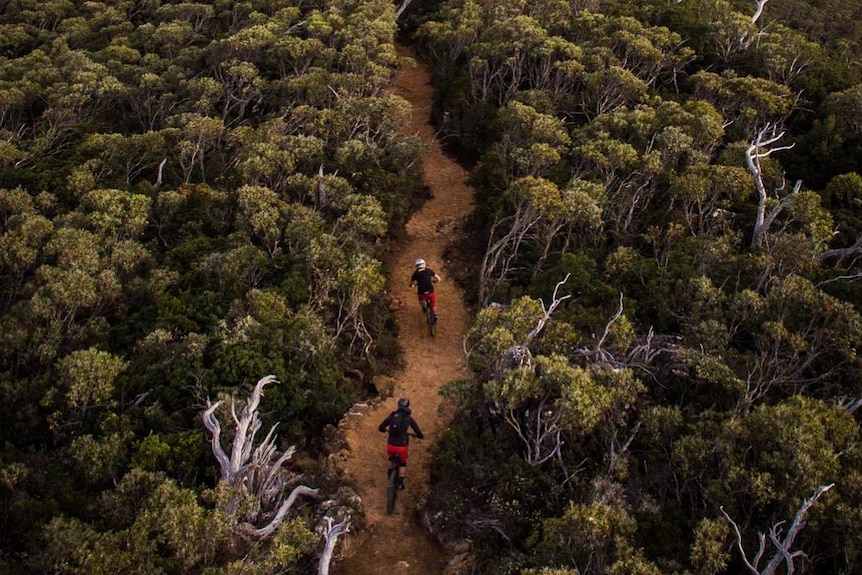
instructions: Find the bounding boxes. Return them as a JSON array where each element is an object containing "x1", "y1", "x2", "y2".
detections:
[
  {"x1": 387, "y1": 444, "x2": 409, "y2": 462},
  {"x1": 417, "y1": 292, "x2": 437, "y2": 309}
]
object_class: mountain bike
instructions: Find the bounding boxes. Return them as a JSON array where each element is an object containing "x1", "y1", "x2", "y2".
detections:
[
  {"x1": 420, "y1": 296, "x2": 436, "y2": 337},
  {"x1": 385, "y1": 434, "x2": 420, "y2": 514}
]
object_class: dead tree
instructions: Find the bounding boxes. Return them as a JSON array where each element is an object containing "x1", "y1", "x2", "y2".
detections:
[
  {"x1": 837, "y1": 396, "x2": 862, "y2": 415},
  {"x1": 202, "y1": 375, "x2": 318, "y2": 537},
  {"x1": 318, "y1": 516, "x2": 351, "y2": 575},
  {"x1": 820, "y1": 236, "x2": 862, "y2": 267},
  {"x1": 395, "y1": 0, "x2": 415, "y2": 18},
  {"x1": 750, "y1": 0, "x2": 770, "y2": 25},
  {"x1": 720, "y1": 483, "x2": 835, "y2": 575},
  {"x1": 819, "y1": 235, "x2": 862, "y2": 287},
  {"x1": 745, "y1": 123, "x2": 799, "y2": 248}
]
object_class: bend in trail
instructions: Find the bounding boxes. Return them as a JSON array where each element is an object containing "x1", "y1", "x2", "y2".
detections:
[{"x1": 331, "y1": 46, "x2": 475, "y2": 575}]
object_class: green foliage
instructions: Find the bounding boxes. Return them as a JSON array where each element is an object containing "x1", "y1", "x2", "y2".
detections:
[
  {"x1": 420, "y1": 0, "x2": 862, "y2": 572},
  {"x1": 0, "y1": 0, "x2": 415, "y2": 567},
  {"x1": 70, "y1": 432, "x2": 133, "y2": 487},
  {"x1": 33, "y1": 470, "x2": 235, "y2": 574},
  {"x1": 690, "y1": 518, "x2": 730, "y2": 575},
  {"x1": 536, "y1": 480, "x2": 660, "y2": 575}
]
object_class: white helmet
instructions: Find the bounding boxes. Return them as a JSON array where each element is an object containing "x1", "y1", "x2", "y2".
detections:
[{"x1": 415, "y1": 258, "x2": 426, "y2": 269}]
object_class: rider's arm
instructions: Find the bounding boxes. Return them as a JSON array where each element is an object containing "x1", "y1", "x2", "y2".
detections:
[
  {"x1": 409, "y1": 418, "x2": 424, "y2": 440},
  {"x1": 378, "y1": 416, "x2": 390, "y2": 433},
  {"x1": 432, "y1": 272, "x2": 441, "y2": 283}
]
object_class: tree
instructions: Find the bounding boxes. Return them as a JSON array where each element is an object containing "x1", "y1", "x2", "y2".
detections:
[
  {"x1": 733, "y1": 275, "x2": 862, "y2": 410},
  {"x1": 541, "y1": 479, "x2": 662, "y2": 575},
  {"x1": 745, "y1": 123, "x2": 798, "y2": 248},
  {"x1": 33, "y1": 470, "x2": 237, "y2": 575},
  {"x1": 42, "y1": 347, "x2": 126, "y2": 435},
  {"x1": 171, "y1": 112, "x2": 224, "y2": 183},
  {"x1": 80, "y1": 188, "x2": 151, "y2": 241},
  {"x1": 720, "y1": 484, "x2": 834, "y2": 575},
  {"x1": 467, "y1": 14, "x2": 550, "y2": 106},
  {"x1": 75, "y1": 131, "x2": 173, "y2": 187},
  {"x1": 479, "y1": 176, "x2": 563, "y2": 305},
  {"x1": 201, "y1": 375, "x2": 318, "y2": 538},
  {"x1": 669, "y1": 163, "x2": 751, "y2": 235},
  {"x1": 234, "y1": 184, "x2": 289, "y2": 256},
  {"x1": 572, "y1": 12, "x2": 695, "y2": 89},
  {"x1": 691, "y1": 72, "x2": 795, "y2": 139},
  {"x1": 0, "y1": 188, "x2": 54, "y2": 308},
  {"x1": 753, "y1": 25, "x2": 822, "y2": 86}
]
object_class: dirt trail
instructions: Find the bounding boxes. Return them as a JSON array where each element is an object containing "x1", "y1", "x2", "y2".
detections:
[{"x1": 331, "y1": 47, "x2": 475, "y2": 574}]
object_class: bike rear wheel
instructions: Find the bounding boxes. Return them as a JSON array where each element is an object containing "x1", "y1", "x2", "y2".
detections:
[{"x1": 386, "y1": 464, "x2": 398, "y2": 514}]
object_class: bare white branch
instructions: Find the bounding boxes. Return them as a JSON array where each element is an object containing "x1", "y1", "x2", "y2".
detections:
[
  {"x1": 721, "y1": 483, "x2": 835, "y2": 575},
  {"x1": 525, "y1": 273, "x2": 572, "y2": 344},
  {"x1": 595, "y1": 292, "x2": 625, "y2": 359},
  {"x1": 245, "y1": 485, "x2": 320, "y2": 538},
  {"x1": 746, "y1": 123, "x2": 798, "y2": 248},
  {"x1": 318, "y1": 517, "x2": 351, "y2": 575},
  {"x1": 751, "y1": 0, "x2": 770, "y2": 24}
]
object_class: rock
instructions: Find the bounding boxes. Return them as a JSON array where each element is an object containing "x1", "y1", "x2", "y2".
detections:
[{"x1": 371, "y1": 375, "x2": 397, "y2": 397}]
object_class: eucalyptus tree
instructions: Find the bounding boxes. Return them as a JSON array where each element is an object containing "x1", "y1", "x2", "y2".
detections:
[
  {"x1": 170, "y1": 112, "x2": 225, "y2": 183},
  {"x1": 570, "y1": 97, "x2": 724, "y2": 242},
  {"x1": 690, "y1": 71, "x2": 795, "y2": 139},
  {"x1": 414, "y1": 0, "x2": 484, "y2": 79},
  {"x1": 42, "y1": 347, "x2": 127, "y2": 436},
  {"x1": 681, "y1": 269, "x2": 862, "y2": 413},
  {"x1": 668, "y1": 163, "x2": 751, "y2": 236},
  {"x1": 0, "y1": 188, "x2": 54, "y2": 310},
  {"x1": 467, "y1": 13, "x2": 551, "y2": 106},
  {"x1": 570, "y1": 11, "x2": 695, "y2": 91},
  {"x1": 752, "y1": 24, "x2": 823, "y2": 87},
  {"x1": 74, "y1": 131, "x2": 174, "y2": 189},
  {"x1": 1, "y1": 42, "x2": 125, "y2": 169},
  {"x1": 479, "y1": 175, "x2": 603, "y2": 305},
  {"x1": 826, "y1": 84, "x2": 862, "y2": 135},
  {"x1": 476, "y1": 100, "x2": 580, "y2": 302},
  {"x1": 536, "y1": 480, "x2": 662, "y2": 575}
]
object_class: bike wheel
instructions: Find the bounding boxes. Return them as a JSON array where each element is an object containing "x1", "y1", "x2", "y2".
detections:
[
  {"x1": 426, "y1": 305, "x2": 435, "y2": 337},
  {"x1": 386, "y1": 466, "x2": 397, "y2": 514}
]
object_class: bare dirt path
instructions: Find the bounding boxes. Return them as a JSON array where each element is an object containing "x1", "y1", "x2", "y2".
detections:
[{"x1": 331, "y1": 47, "x2": 475, "y2": 574}]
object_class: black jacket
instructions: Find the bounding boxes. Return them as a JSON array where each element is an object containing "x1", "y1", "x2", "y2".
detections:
[
  {"x1": 379, "y1": 408, "x2": 424, "y2": 446},
  {"x1": 410, "y1": 268, "x2": 437, "y2": 294}
]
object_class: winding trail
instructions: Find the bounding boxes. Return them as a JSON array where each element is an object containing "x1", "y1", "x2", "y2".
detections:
[{"x1": 331, "y1": 47, "x2": 475, "y2": 574}]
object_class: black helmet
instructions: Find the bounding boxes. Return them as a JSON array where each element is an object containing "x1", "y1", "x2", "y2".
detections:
[{"x1": 397, "y1": 398, "x2": 410, "y2": 410}]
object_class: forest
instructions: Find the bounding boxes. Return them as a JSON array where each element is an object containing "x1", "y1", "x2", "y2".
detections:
[{"x1": 1, "y1": 0, "x2": 861, "y2": 574}]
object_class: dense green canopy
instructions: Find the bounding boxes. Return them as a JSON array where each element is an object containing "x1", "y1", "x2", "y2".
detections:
[
  {"x1": 2, "y1": 0, "x2": 862, "y2": 573},
  {"x1": 0, "y1": 0, "x2": 423, "y2": 572},
  {"x1": 411, "y1": 0, "x2": 862, "y2": 573}
]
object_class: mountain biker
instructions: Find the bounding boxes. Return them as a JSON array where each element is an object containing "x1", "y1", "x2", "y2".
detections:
[
  {"x1": 378, "y1": 397, "x2": 424, "y2": 490},
  {"x1": 409, "y1": 258, "x2": 441, "y2": 323}
]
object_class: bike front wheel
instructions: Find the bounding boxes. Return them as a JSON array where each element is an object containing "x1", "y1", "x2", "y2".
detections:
[{"x1": 386, "y1": 467, "x2": 398, "y2": 514}]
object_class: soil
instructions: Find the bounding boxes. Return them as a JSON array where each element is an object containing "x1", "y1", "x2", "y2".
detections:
[{"x1": 330, "y1": 47, "x2": 476, "y2": 575}]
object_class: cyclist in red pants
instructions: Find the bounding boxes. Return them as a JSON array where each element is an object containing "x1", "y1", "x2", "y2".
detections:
[
  {"x1": 409, "y1": 258, "x2": 441, "y2": 323},
  {"x1": 379, "y1": 398, "x2": 424, "y2": 490}
]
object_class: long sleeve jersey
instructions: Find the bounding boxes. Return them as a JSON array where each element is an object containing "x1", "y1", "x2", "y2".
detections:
[{"x1": 378, "y1": 408, "x2": 424, "y2": 446}]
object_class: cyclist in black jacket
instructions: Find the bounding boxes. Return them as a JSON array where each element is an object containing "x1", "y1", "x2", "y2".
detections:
[
  {"x1": 410, "y1": 258, "x2": 441, "y2": 323},
  {"x1": 379, "y1": 398, "x2": 424, "y2": 490}
]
